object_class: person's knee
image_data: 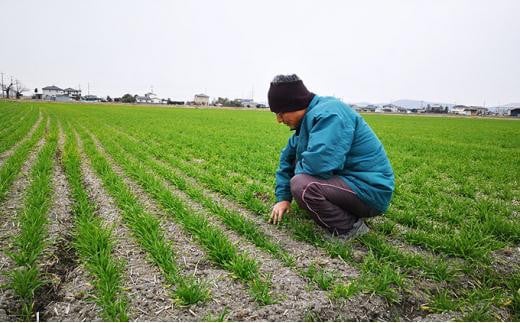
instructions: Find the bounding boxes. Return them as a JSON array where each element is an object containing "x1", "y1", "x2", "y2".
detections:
[{"x1": 290, "y1": 174, "x2": 311, "y2": 199}]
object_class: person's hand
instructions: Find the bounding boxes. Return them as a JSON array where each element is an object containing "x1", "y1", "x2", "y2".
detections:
[{"x1": 269, "y1": 201, "x2": 291, "y2": 225}]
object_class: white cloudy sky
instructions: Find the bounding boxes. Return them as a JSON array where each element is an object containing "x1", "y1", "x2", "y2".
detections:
[{"x1": 1, "y1": 0, "x2": 519, "y2": 106}]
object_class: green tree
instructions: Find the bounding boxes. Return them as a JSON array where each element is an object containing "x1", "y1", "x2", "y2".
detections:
[{"x1": 121, "y1": 93, "x2": 136, "y2": 103}]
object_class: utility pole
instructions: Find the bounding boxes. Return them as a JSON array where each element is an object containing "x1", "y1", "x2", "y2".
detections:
[{"x1": 1, "y1": 72, "x2": 4, "y2": 98}]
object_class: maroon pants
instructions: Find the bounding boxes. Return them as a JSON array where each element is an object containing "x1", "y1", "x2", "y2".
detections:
[{"x1": 290, "y1": 174, "x2": 380, "y2": 235}]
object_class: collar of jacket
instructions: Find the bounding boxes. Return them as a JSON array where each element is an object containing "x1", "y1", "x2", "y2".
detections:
[{"x1": 294, "y1": 94, "x2": 320, "y2": 135}]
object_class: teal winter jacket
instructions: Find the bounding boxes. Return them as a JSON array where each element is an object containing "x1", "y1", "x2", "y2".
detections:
[{"x1": 275, "y1": 95, "x2": 395, "y2": 213}]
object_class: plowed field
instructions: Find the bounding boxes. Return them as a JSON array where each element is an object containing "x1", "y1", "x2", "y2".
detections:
[{"x1": 0, "y1": 101, "x2": 518, "y2": 321}]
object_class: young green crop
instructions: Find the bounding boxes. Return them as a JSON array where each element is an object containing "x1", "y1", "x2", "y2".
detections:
[
  {"x1": 0, "y1": 115, "x2": 46, "y2": 203},
  {"x1": 0, "y1": 105, "x2": 33, "y2": 139},
  {"x1": 72, "y1": 125, "x2": 210, "y2": 306},
  {"x1": 4, "y1": 101, "x2": 517, "y2": 320},
  {"x1": 8, "y1": 117, "x2": 57, "y2": 320},
  {"x1": 0, "y1": 107, "x2": 40, "y2": 154},
  {"x1": 75, "y1": 125, "x2": 275, "y2": 305},
  {"x1": 61, "y1": 123, "x2": 129, "y2": 321}
]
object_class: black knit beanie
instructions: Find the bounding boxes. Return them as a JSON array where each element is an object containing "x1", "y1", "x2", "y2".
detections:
[{"x1": 268, "y1": 74, "x2": 315, "y2": 113}]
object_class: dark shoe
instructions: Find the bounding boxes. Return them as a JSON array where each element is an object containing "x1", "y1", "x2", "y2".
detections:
[{"x1": 334, "y1": 218, "x2": 370, "y2": 240}]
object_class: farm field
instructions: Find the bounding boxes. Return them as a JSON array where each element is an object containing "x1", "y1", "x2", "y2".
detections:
[{"x1": 0, "y1": 100, "x2": 519, "y2": 321}]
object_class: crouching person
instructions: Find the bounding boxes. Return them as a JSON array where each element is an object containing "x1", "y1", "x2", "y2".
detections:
[{"x1": 267, "y1": 74, "x2": 395, "y2": 239}]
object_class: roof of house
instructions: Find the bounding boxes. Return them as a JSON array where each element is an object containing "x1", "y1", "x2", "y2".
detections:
[
  {"x1": 195, "y1": 94, "x2": 209, "y2": 98},
  {"x1": 64, "y1": 88, "x2": 80, "y2": 92},
  {"x1": 42, "y1": 85, "x2": 63, "y2": 91}
]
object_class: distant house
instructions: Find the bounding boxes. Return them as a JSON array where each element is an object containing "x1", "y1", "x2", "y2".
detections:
[
  {"x1": 42, "y1": 85, "x2": 83, "y2": 101},
  {"x1": 451, "y1": 105, "x2": 468, "y2": 115},
  {"x1": 145, "y1": 92, "x2": 162, "y2": 104},
  {"x1": 239, "y1": 99, "x2": 255, "y2": 108},
  {"x1": 426, "y1": 104, "x2": 448, "y2": 113},
  {"x1": 55, "y1": 94, "x2": 73, "y2": 102},
  {"x1": 357, "y1": 105, "x2": 377, "y2": 112},
  {"x1": 83, "y1": 95, "x2": 101, "y2": 102},
  {"x1": 451, "y1": 105, "x2": 487, "y2": 116},
  {"x1": 63, "y1": 88, "x2": 81, "y2": 100},
  {"x1": 376, "y1": 104, "x2": 404, "y2": 113},
  {"x1": 510, "y1": 108, "x2": 520, "y2": 117},
  {"x1": 194, "y1": 93, "x2": 209, "y2": 105},
  {"x1": 42, "y1": 85, "x2": 64, "y2": 98},
  {"x1": 134, "y1": 92, "x2": 162, "y2": 104},
  {"x1": 135, "y1": 95, "x2": 152, "y2": 104},
  {"x1": 461, "y1": 106, "x2": 487, "y2": 116},
  {"x1": 239, "y1": 98, "x2": 265, "y2": 108}
]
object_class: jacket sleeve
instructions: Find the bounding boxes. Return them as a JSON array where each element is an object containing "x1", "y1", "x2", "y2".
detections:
[
  {"x1": 295, "y1": 113, "x2": 354, "y2": 179},
  {"x1": 275, "y1": 135, "x2": 297, "y2": 202}
]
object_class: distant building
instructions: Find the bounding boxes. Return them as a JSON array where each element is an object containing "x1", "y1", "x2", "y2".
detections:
[
  {"x1": 194, "y1": 93, "x2": 209, "y2": 105},
  {"x1": 239, "y1": 98, "x2": 265, "y2": 108},
  {"x1": 42, "y1": 85, "x2": 83, "y2": 101},
  {"x1": 63, "y1": 88, "x2": 81, "y2": 100},
  {"x1": 451, "y1": 105, "x2": 468, "y2": 115},
  {"x1": 83, "y1": 95, "x2": 101, "y2": 102},
  {"x1": 135, "y1": 95, "x2": 152, "y2": 104},
  {"x1": 134, "y1": 92, "x2": 162, "y2": 104},
  {"x1": 358, "y1": 105, "x2": 377, "y2": 112},
  {"x1": 425, "y1": 104, "x2": 448, "y2": 113},
  {"x1": 42, "y1": 85, "x2": 64, "y2": 98},
  {"x1": 510, "y1": 108, "x2": 520, "y2": 117},
  {"x1": 451, "y1": 105, "x2": 487, "y2": 116},
  {"x1": 55, "y1": 94, "x2": 73, "y2": 102},
  {"x1": 376, "y1": 104, "x2": 405, "y2": 113},
  {"x1": 239, "y1": 99, "x2": 255, "y2": 108},
  {"x1": 144, "y1": 92, "x2": 162, "y2": 104}
]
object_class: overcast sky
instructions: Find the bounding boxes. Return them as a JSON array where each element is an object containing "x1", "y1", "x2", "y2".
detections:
[{"x1": 1, "y1": 0, "x2": 519, "y2": 106}]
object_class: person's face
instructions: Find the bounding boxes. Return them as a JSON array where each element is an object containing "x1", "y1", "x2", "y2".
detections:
[{"x1": 275, "y1": 109, "x2": 307, "y2": 130}]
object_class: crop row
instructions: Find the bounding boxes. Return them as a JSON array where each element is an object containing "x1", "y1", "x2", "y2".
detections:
[
  {"x1": 0, "y1": 104, "x2": 33, "y2": 140},
  {"x1": 74, "y1": 124, "x2": 276, "y2": 305},
  {"x1": 85, "y1": 119, "x2": 419, "y2": 301},
  {"x1": 60, "y1": 122, "x2": 129, "y2": 320},
  {"x1": 0, "y1": 112, "x2": 46, "y2": 203},
  {"x1": 7, "y1": 118, "x2": 57, "y2": 319},
  {"x1": 0, "y1": 106, "x2": 39, "y2": 155},
  {"x1": 81, "y1": 109, "x2": 517, "y2": 320},
  {"x1": 1, "y1": 101, "x2": 517, "y2": 320}
]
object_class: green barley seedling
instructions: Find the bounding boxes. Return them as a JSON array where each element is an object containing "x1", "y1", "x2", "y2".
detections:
[
  {"x1": 427, "y1": 289, "x2": 459, "y2": 313},
  {"x1": 62, "y1": 124, "x2": 129, "y2": 321},
  {"x1": 227, "y1": 254, "x2": 259, "y2": 281},
  {"x1": 77, "y1": 128, "x2": 211, "y2": 305},
  {"x1": 0, "y1": 107, "x2": 40, "y2": 154},
  {"x1": 101, "y1": 129, "x2": 296, "y2": 268},
  {"x1": 0, "y1": 106, "x2": 33, "y2": 140},
  {"x1": 360, "y1": 252, "x2": 405, "y2": 303},
  {"x1": 303, "y1": 263, "x2": 336, "y2": 290},
  {"x1": 7, "y1": 118, "x2": 57, "y2": 319},
  {"x1": 0, "y1": 115, "x2": 46, "y2": 203},
  {"x1": 358, "y1": 231, "x2": 457, "y2": 282},
  {"x1": 33, "y1": 102, "x2": 519, "y2": 320},
  {"x1": 175, "y1": 277, "x2": 210, "y2": 306},
  {"x1": 249, "y1": 276, "x2": 275, "y2": 305},
  {"x1": 330, "y1": 281, "x2": 361, "y2": 300},
  {"x1": 77, "y1": 127, "x2": 273, "y2": 304},
  {"x1": 203, "y1": 307, "x2": 230, "y2": 322}
]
